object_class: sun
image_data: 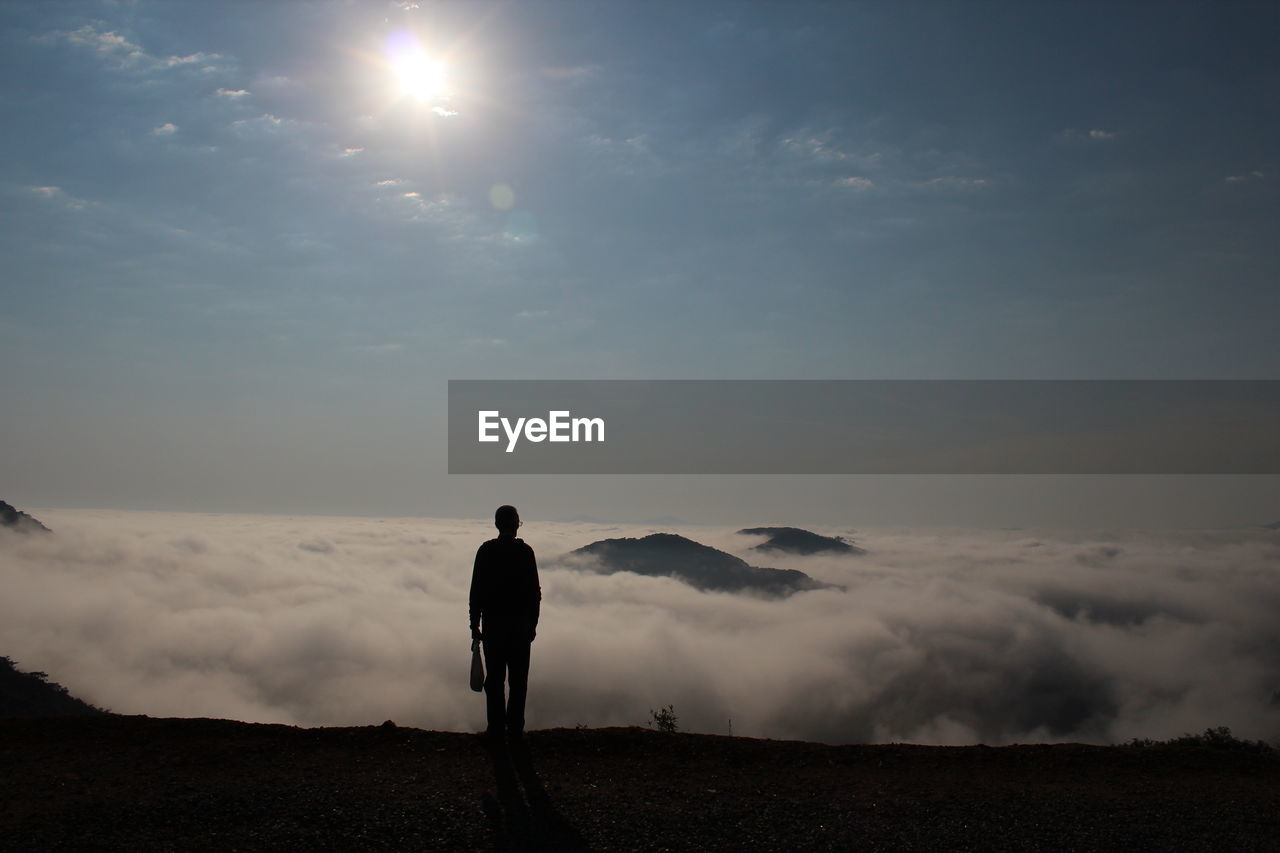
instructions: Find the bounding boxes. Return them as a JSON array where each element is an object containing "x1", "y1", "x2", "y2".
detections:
[
  {"x1": 394, "y1": 50, "x2": 445, "y2": 101},
  {"x1": 385, "y1": 32, "x2": 447, "y2": 103}
]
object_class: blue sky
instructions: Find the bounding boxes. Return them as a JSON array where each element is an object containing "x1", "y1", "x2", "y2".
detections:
[{"x1": 2, "y1": 1, "x2": 1277, "y2": 523}]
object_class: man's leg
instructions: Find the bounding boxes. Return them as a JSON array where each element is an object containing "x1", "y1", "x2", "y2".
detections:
[
  {"x1": 482, "y1": 638, "x2": 509, "y2": 735},
  {"x1": 505, "y1": 639, "x2": 532, "y2": 735}
]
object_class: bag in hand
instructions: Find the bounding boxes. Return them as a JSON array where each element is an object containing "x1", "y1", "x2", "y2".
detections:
[{"x1": 470, "y1": 639, "x2": 485, "y2": 692}]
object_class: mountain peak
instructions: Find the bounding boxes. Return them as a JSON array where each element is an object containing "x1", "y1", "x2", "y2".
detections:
[
  {"x1": 0, "y1": 501, "x2": 50, "y2": 534},
  {"x1": 737, "y1": 526, "x2": 865, "y2": 555},
  {"x1": 565, "y1": 532, "x2": 838, "y2": 597}
]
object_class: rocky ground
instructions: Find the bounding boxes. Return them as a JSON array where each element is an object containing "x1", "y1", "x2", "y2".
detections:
[{"x1": 2, "y1": 715, "x2": 1278, "y2": 851}]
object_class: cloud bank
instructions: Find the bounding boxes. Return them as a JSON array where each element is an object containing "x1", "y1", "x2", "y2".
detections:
[{"x1": 2, "y1": 510, "x2": 1277, "y2": 746}]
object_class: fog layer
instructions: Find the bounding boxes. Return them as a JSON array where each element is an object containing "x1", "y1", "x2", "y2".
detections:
[{"x1": 2, "y1": 510, "x2": 1277, "y2": 745}]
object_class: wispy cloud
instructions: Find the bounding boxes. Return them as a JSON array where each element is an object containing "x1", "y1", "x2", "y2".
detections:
[
  {"x1": 782, "y1": 135, "x2": 854, "y2": 163},
  {"x1": 780, "y1": 133, "x2": 886, "y2": 171},
  {"x1": 918, "y1": 176, "x2": 988, "y2": 190},
  {"x1": 834, "y1": 176, "x2": 874, "y2": 191},
  {"x1": 1062, "y1": 128, "x2": 1119, "y2": 142},
  {"x1": 372, "y1": 186, "x2": 480, "y2": 236},
  {"x1": 151, "y1": 122, "x2": 178, "y2": 136},
  {"x1": 228, "y1": 114, "x2": 292, "y2": 138},
  {"x1": 581, "y1": 133, "x2": 659, "y2": 176},
  {"x1": 215, "y1": 88, "x2": 250, "y2": 99},
  {"x1": 25, "y1": 184, "x2": 92, "y2": 210},
  {"x1": 1225, "y1": 170, "x2": 1266, "y2": 183},
  {"x1": 160, "y1": 52, "x2": 221, "y2": 71},
  {"x1": 45, "y1": 24, "x2": 227, "y2": 74},
  {"x1": 55, "y1": 24, "x2": 145, "y2": 62}
]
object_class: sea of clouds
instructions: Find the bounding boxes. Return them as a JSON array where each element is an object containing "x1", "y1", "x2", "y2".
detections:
[{"x1": 2, "y1": 509, "x2": 1278, "y2": 746}]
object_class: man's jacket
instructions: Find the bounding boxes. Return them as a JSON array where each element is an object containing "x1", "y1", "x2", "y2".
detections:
[{"x1": 469, "y1": 536, "x2": 541, "y2": 641}]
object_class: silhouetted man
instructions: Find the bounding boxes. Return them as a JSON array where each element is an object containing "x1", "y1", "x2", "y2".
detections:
[{"x1": 470, "y1": 505, "x2": 541, "y2": 740}]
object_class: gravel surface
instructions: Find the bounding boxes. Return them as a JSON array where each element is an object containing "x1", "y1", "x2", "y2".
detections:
[{"x1": 2, "y1": 716, "x2": 1278, "y2": 851}]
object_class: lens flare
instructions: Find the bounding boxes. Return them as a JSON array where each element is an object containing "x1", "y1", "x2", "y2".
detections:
[{"x1": 489, "y1": 183, "x2": 516, "y2": 211}]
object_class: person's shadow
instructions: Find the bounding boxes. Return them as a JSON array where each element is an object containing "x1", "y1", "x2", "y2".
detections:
[{"x1": 481, "y1": 739, "x2": 591, "y2": 852}]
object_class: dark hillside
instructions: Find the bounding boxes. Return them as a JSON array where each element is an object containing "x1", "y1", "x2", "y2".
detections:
[
  {"x1": 1, "y1": 716, "x2": 1277, "y2": 851},
  {"x1": 0, "y1": 500, "x2": 49, "y2": 534},
  {"x1": 0, "y1": 657, "x2": 107, "y2": 717}
]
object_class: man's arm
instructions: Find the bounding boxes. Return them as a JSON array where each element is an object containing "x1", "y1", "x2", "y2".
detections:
[
  {"x1": 528, "y1": 545, "x2": 541, "y2": 641},
  {"x1": 469, "y1": 544, "x2": 486, "y2": 639}
]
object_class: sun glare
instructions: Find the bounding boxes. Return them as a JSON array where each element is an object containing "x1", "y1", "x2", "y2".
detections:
[
  {"x1": 386, "y1": 32, "x2": 447, "y2": 103},
  {"x1": 395, "y1": 51, "x2": 444, "y2": 100}
]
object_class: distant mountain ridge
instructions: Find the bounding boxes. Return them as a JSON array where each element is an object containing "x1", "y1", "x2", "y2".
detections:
[
  {"x1": 564, "y1": 533, "x2": 838, "y2": 597},
  {"x1": 0, "y1": 501, "x2": 49, "y2": 534},
  {"x1": 738, "y1": 526, "x2": 865, "y2": 555}
]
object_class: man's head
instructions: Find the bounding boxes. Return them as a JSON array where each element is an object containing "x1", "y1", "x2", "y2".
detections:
[{"x1": 495, "y1": 504, "x2": 520, "y2": 536}]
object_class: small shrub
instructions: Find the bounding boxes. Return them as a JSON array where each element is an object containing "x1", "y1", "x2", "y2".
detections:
[
  {"x1": 1124, "y1": 727, "x2": 1274, "y2": 753},
  {"x1": 648, "y1": 704, "x2": 679, "y2": 733}
]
